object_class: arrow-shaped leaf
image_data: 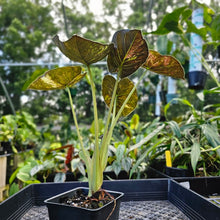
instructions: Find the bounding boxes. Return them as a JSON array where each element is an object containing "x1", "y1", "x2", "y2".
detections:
[
  {"x1": 142, "y1": 50, "x2": 185, "y2": 79},
  {"x1": 102, "y1": 75, "x2": 138, "y2": 117},
  {"x1": 53, "y1": 35, "x2": 114, "y2": 65},
  {"x1": 107, "y1": 29, "x2": 149, "y2": 78},
  {"x1": 24, "y1": 66, "x2": 86, "y2": 90}
]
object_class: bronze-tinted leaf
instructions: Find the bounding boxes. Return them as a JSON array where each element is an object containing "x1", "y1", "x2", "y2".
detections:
[
  {"x1": 102, "y1": 75, "x2": 138, "y2": 117},
  {"x1": 107, "y1": 29, "x2": 148, "y2": 78},
  {"x1": 142, "y1": 50, "x2": 185, "y2": 79},
  {"x1": 27, "y1": 66, "x2": 86, "y2": 90},
  {"x1": 53, "y1": 35, "x2": 114, "y2": 66}
]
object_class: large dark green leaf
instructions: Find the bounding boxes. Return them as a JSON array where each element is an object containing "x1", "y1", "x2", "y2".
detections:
[
  {"x1": 102, "y1": 75, "x2": 138, "y2": 117},
  {"x1": 142, "y1": 50, "x2": 185, "y2": 79},
  {"x1": 147, "y1": 7, "x2": 187, "y2": 35},
  {"x1": 185, "y1": 20, "x2": 207, "y2": 40},
  {"x1": 211, "y1": 14, "x2": 220, "y2": 41},
  {"x1": 107, "y1": 29, "x2": 148, "y2": 78},
  {"x1": 53, "y1": 35, "x2": 114, "y2": 65},
  {"x1": 25, "y1": 66, "x2": 86, "y2": 90}
]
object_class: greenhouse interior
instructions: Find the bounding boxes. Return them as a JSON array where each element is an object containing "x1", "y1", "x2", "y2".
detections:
[{"x1": 0, "y1": 0, "x2": 220, "y2": 219}]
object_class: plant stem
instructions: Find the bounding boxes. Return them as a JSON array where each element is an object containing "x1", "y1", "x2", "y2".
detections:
[
  {"x1": 67, "y1": 87, "x2": 84, "y2": 149},
  {"x1": 67, "y1": 86, "x2": 93, "y2": 195},
  {"x1": 101, "y1": 69, "x2": 147, "y2": 170},
  {"x1": 87, "y1": 65, "x2": 99, "y2": 152},
  {"x1": 112, "y1": 70, "x2": 146, "y2": 128},
  {"x1": 87, "y1": 65, "x2": 102, "y2": 194},
  {"x1": 100, "y1": 74, "x2": 120, "y2": 168}
]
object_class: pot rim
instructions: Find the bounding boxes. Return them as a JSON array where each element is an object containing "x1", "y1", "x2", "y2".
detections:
[{"x1": 44, "y1": 186, "x2": 124, "y2": 212}]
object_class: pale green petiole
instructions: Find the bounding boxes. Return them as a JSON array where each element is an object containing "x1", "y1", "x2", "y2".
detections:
[{"x1": 100, "y1": 69, "x2": 148, "y2": 170}]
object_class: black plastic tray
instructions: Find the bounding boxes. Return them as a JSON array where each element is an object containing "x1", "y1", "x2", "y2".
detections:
[
  {"x1": 0, "y1": 179, "x2": 219, "y2": 220},
  {"x1": 174, "y1": 177, "x2": 220, "y2": 211}
]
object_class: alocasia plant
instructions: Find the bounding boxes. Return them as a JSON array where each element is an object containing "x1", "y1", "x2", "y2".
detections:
[{"x1": 23, "y1": 29, "x2": 184, "y2": 196}]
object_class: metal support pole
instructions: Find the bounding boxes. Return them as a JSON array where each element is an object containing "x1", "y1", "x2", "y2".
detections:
[
  {"x1": 155, "y1": 76, "x2": 163, "y2": 117},
  {"x1": 0, "y1": 76, "x2": 16, "y2": 115}
]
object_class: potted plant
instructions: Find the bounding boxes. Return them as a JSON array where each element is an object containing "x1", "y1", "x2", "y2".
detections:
[
  {"x1": 162, "y1": 88, "x2": 220, "y2": 177},
  {"x1": 0, "y1": 111, "x2": 40, "y2": 154},
  {"x1": 23, "y1": 29, "x2": 184, "y2": 219}
]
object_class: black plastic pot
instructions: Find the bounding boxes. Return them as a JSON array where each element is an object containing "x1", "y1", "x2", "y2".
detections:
[
  {"x1": 150, "y1": 160, "x2": 193, "y2": 178},
  {"x1": 165, "y1": 167, "x2": 191, "y2": 177},
  {"x1": 44, "y1": 187, "x2": 123, "y2": 220},
  {"x1": 174, "y1": 176, "x2": 220, "y2": 199},
  {"x1": 188, "y1": 70, "x2": 207, "y2": 90},
  {"x1": 0, "y1": 142, "x2": 12, "y2": 154}
]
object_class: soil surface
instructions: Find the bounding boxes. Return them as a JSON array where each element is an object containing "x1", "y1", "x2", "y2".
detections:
[{"x1": 59, "y1": 188, "x2": 114, "y2": 209}]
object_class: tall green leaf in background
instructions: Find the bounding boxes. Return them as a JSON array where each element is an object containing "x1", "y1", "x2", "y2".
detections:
[
  {"x1": 202, "y1": 124, "x2": 220, "y2": 156},
  {"x1": 146, "y1": 6, "x2": 188, "y2": 35},
  {"x1": 191, "y1": 142, "x2": 201, "y2": 174}
]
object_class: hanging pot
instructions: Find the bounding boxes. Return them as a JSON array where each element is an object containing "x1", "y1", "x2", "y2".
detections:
[
  {"x1": 44, "y1": 187, "x2": 124, "y2": 220},
  {"x1": 188, "y1": 70, "x2": 207, "y2": 90}
]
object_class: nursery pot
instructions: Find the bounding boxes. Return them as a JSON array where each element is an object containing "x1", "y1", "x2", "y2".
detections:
[
  {"x1": 165, "y1": 166, "x2": 189, "y2": 177},
  {"x1": 44, "y1": 187, "x2": 124, "y2": 220},
  {"x1": 188, "y1": 70, "x2": 207, "y2": 90}
]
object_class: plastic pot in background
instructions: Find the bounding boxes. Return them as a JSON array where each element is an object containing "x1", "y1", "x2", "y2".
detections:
[
  {"x1": 150, "y1": 160, "x2": 193, "y2": 178},
  {"x1": 165, "y1": 167, "x2": 191, "y2": 177},
  {"x1": 45, "y1": 187, "x2": 124, "y2": 220},
  {"x1": 175, "y1": 176, "x2": 220, "y2": 198},
  {"x1": 188, "y1": 70, "x2": 207, "y2": 90},
  {"x1": 174, "y1": 176, "x2": 220, "y2": 209}
]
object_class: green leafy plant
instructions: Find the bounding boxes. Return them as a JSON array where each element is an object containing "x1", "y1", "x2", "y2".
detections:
[
  {"x1": 9, "y1": 142, "x2": 86, "y2": 195},
  {"x1": 106, "y1": 115, "x2": 166, "y2": 179},
  {"x1": 23, "y1": 29, "x2": 184, "y2": 196},
  {"x1": 0, "y1": 111, "x2": 40, "y2": 153},
  {"x1": 145, "y1": 2, "x2": 220, "y2": 87},
  {"x1": 164, "y1": 88, "x2": 220, "y2": 176}
]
